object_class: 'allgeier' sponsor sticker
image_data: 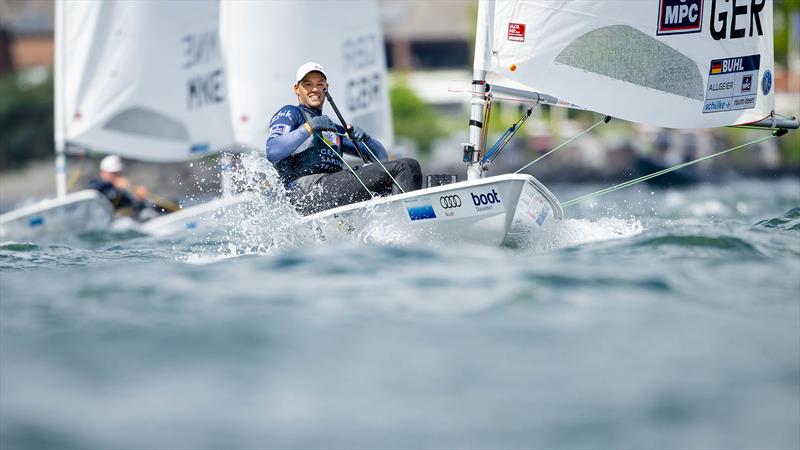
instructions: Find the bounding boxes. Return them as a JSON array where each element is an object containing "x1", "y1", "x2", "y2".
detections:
[{"x1": 703, "y1": 54, "x2": 760, "y2": 114}]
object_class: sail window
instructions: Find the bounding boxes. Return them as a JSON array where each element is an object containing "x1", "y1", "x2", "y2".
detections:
[
  {"x1": 555, "y1": 25, "x2": 704, "y2": 100},
  {"x1": 102, "y1": 107, "x2": 190, "y2": 141}
]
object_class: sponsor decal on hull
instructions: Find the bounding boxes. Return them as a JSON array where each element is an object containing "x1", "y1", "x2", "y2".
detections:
[
  {"x1": 536, "y1": 204, "x2": 550, "y2": 226},
  {"x1": 404, "y1": 187, "x2": 505, "y2": 223},
  {"x1": 470, "y1": 189, "x2": 502, "y2": 212},
  {"x1": 511, "y1": 183, "x2": 549, "y2": 229},
  {"x1": 27, "y1": 216, "x2": 44, "y2": 228},
  {"x1": 404, "y1": 197, "x2": 437, "y2": 221},
  {"x1": 407, "y1": 204, "x2": 436, "y2": 221}
]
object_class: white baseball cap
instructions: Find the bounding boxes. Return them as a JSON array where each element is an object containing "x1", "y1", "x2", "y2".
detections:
[
  {"x1": 295, "y1": 61, "x2": 327, "y2": 83},
  {"x1": 100, "y1": 155, "x2": 124, "y2": 173}
]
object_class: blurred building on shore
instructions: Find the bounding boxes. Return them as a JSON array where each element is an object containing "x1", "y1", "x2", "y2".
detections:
[{"x1": 0, "y1": 0, "x2": 53, "y2": 76}]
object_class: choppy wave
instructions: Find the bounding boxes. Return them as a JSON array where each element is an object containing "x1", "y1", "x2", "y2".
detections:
[
  {"x1": 0, "y1": 242, "x2": 39, "y2": 252},
  {"x1": 634, "y1": 234, "x2": 762, "y2": 254},
  {"x1": 754, "y1": 207, "x2": 800, "y2": 231},
  {"x1": 1, "y1": 179, "x2": 799, "y2": 449}
]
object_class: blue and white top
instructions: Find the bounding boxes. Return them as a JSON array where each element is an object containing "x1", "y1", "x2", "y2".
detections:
[{"x1": 265, "y1": 104, "x2": 387, "y2": 186}]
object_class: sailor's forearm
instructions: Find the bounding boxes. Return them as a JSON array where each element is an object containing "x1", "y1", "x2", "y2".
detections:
[{"x1": 266, "y1": 127, "x2": 310, "y2": 162}]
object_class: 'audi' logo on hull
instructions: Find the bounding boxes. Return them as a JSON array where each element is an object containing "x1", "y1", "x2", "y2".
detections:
[{"x1": 439, "y1": 195, "x2": 462, "y2": 208}]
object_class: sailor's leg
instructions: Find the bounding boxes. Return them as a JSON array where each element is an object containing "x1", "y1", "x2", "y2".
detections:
[
  {"x1": 303, "y1": 170, "x2": 375, "y2": 213},
  {"x1": 341, "y1": 158, "x2": 422, "y2": 195},
  {"x1": 384, "y1": 158, "x2": 422, "y2": 194},
  {"x1": 301, "y1": 159, "x2": 423, "y2": 214}
]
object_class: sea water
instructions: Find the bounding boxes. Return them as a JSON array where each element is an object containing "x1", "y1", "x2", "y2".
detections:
[{"x1": 1, "y1": 177, "x2": 798, "y2": 449}]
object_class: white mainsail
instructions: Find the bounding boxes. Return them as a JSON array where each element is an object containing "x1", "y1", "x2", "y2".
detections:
[
  {"x1": 220, "y1": 0, "x2": 394, "y2": 150},
  {"x1": 476, "y1": 0, "x2": 776, "y2": 129},
  {"x1": 55, "y1": 0, "x2": 234, "y2": 162}
]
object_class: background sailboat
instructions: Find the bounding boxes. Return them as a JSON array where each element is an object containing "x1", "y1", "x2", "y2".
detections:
[
  {"x1": 0, "y1": 0, "x2": 233, "y2": 241},
  {"x1": 1, "y1": 0, "x2": 394, "y2": 241}
]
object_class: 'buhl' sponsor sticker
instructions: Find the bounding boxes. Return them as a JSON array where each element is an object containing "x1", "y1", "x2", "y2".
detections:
[{"x1": 703, "y1": 54, "x2": 760, "y2": 114}]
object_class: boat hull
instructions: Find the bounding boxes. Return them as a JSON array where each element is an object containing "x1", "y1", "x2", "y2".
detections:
[
  {"x1": 0, "y1": 190, "x2": 115, "y2": 241},
  {"x1": 299, "y1": 174, "x2": 563, "y2": 247},
  {"x1": 139, "y1": 193, "x2": 258, "y2": 238}
]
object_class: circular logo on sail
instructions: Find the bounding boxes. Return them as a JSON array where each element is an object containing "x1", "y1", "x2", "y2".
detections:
[
  {"x1": 762, "y1": 70, "x2": 772, "y2": 96},
  {"x1": 439, "y1": 195, "x2": 462, "y2": 209}
]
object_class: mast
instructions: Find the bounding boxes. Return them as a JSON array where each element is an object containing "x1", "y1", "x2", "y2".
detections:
[
  {"x1": 54, "y1": 0, "x2": 67, "y2": 198},
  {"x1": 465, "y1": 0, "x2": 495, "y2": 180}
]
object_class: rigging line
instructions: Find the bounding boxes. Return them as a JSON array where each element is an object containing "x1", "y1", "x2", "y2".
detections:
[
  {"x1": 67, "y1": 161, "x2": 84, "y2": 190},
  {"x1": 318, "y1": 133, "x2": 376, "y2": 199},
  {"x1": 329, "y1": 132, "x2": 406, "y2": 194},
  {"x1": 480, "y1": 97, "x2": 492, "y2": 157},
  {"x1": 560, "y1": 133, "x2": 778, "y2": 208},
  {"x1": 358, "y1": 141, "x2": 406, "y2": 194},
  {"x1": 481, "y1": 106, "x2": 534, "y2": 164},
  {"x1": 514, "y1": 116, "x2": 611, "y2": 174}
]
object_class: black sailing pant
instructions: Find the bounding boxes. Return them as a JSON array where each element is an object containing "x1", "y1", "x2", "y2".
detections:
[{"x1": 290, "y1": 158, "x2": 423, "y2": 215}]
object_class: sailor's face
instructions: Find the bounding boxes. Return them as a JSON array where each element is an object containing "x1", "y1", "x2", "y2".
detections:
[
  {"x1": 100, "y1": 170, "x2": 121, "y2": 182},
  {"x1": 295, "y1": 72, "x2": 327, "y2": 109}
]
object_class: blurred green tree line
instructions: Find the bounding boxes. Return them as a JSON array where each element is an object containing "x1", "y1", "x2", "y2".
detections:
[
  {"x1": 389, "y1": 79, "x2": 447, "y2": 157},
  {"x1": 0, "y1": 69, "x2": 54, "y2": 171}
]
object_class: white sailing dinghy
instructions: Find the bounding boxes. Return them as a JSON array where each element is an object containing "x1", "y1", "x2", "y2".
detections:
[
  {"x1": 301, "y1": 0, "x2": 797, "y2": 246},
  {"x1": 0, "y1": 0, "x2": 245, "y2": 241},
  {"x1": 0, "y1": 190, "x2": 114, "y2": 242}
]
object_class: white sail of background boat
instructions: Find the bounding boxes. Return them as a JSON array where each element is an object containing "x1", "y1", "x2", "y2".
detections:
[{"x1": 301, "y1": 0, "x2": 797, "y2": 246}]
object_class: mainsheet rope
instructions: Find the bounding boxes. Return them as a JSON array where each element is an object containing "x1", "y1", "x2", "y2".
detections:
[
  {"x1": 356, "y1": 140, "x2": 406, "y2": 194},
  {"x1": 317, "y1": 132, "x2": 376, "y2": 199},
  {"x1": 319, "y1": 132, "x2": 408, "y2": 196},
  {"x1": 560, "y1": 133, "x2": 780, "y2": 208}
]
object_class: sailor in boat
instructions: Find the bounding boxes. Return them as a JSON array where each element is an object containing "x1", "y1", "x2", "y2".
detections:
[
  {"x1": 266, "y1": 62, "x2": 422, "y2": 214},
  {"x1": 87, "y1": 155, "x2": 171, "y2": 222}
]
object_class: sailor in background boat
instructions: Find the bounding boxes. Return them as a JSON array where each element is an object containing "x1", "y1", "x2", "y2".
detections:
[
  {"x1": 266, "y1": 62, "x2": 422, "y2": 214},
  {"x1": 87, "y1": 155, "x2": 167, "y2": 222},
  {"x1": 635, "y1": 129, "x2": 701, "y2": 187}
]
